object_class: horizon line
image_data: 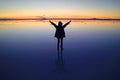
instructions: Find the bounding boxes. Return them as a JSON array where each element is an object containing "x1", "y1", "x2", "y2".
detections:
[{"x1": 0, "y1": 17, "x2": 120, "y2": 21}]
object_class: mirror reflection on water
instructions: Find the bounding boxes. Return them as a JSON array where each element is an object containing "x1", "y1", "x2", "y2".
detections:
[{"x1": 0, "y1": 20, "x2": 120, "y2": 80}]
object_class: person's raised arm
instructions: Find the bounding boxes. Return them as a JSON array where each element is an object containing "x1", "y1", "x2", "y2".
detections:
[
  {"x1": 63, "y1": 20, "x2": 71, "y2": 28},
  {"x1": 49, "y1": 20, "x2": 57, "y2": 28}
]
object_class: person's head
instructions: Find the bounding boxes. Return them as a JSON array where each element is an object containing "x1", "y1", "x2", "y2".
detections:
[{"x1": 58, "y1": 21, "x2": 62, "y2": 26}]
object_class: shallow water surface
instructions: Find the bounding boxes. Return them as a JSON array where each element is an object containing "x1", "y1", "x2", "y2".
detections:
[{"x1": 0, "y1": 20, "x2": 120, "y2": 80}]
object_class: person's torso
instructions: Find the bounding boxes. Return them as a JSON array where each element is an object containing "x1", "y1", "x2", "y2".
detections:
[{"x1": 56, "y1": 27, "x2": 65, "y2": 34}]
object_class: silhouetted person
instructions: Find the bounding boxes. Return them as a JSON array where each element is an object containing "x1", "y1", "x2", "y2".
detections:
[{"x1": 49, "y1": 20, "x2": 71, "y2": 50}]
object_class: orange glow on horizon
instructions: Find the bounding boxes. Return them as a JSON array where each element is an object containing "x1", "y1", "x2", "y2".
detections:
[
  {"x1": 0, "y1": 9, "x2": 120, "y2": 19},
  {"x1": 0, "y1": 14, "x2": 120, "y2": 19}
]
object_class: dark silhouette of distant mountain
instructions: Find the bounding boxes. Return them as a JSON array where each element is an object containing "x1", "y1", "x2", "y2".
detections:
[{"x1": 0, "y1": 17, "x2": 120, "y2": 21}]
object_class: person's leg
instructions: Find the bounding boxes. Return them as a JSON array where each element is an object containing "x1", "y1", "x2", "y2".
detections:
[
  {"x1": 61, "y1": 38, "x2": 63, "y2": 50},
  {"x1": 57, "y1": 38, "x2": 60, "y2": 50}
]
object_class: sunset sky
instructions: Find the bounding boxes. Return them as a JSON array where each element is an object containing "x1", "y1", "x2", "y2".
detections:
[{"x1": 0, "y1": 0, "x2": 120, "y2": 18}]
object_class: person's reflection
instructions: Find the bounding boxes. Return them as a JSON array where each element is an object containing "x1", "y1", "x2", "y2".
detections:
[
  {"x1": 55, "y1": 49, "x2": 64, "y2": 74},
  {"x1": 49, "y1": 20, "x2": 71, "y2": 50}
]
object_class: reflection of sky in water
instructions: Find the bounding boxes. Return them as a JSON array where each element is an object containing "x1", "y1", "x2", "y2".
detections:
[{"x1": 0, "y1": 20, "x2": 120, "y2": 80}]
